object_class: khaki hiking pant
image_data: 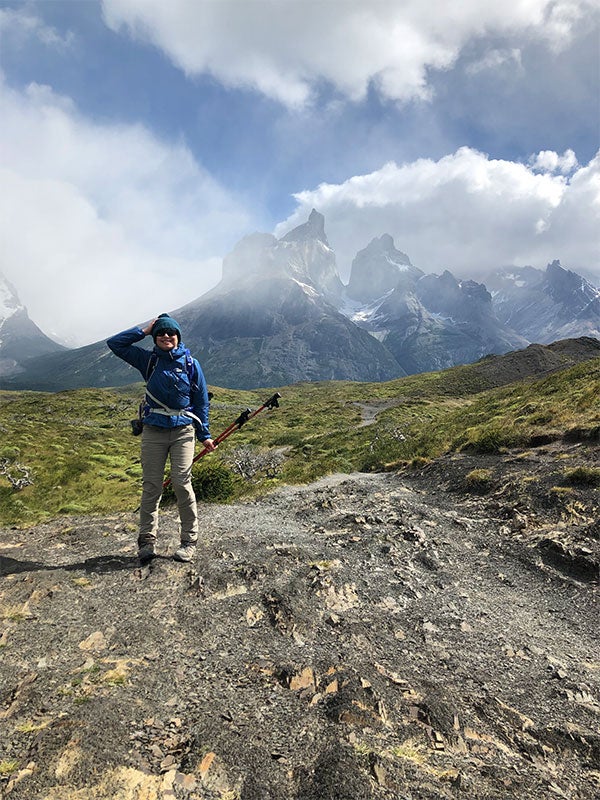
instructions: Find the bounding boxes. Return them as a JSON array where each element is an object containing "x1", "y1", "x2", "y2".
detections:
[{"x1": 139, "y1": 424, "x2": 198, "y2": 546}]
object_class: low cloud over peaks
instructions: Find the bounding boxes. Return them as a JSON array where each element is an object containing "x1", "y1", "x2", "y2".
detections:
[
  {"x1": 0, "y1": 76, "x2": 253, "y2": 346},
  {"x1": 277, "y1": 148, "x2": 600, "y2": 281}
]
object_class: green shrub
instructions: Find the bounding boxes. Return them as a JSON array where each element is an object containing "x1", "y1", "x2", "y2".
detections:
[{"x1": 192, "y1": 461, "x2": 236, "y2": 502}]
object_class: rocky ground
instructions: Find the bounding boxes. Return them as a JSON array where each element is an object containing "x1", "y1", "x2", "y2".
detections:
[{"x1": 0, "y1": 441, "x2": 598, "y2": 800}]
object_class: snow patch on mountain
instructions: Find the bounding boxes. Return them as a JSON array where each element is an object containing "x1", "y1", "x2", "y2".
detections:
[
  {"x1": 292, "y1": 279, "x2": 321, "y2": 300},
  {"x1": 340, "y1": 290, "x2": 397, "y2": 338},
  {"x1": 0, "y1": 274, "x2": 21, "y2": 321},
  {"x1": 0, "y1": 275, "x2": 22, "y2": 348},
  {"x1": 384, "y1": 254, "x2": 413, "y2": 271}
]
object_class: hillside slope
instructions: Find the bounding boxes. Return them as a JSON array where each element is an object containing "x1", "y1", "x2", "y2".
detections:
[{"x1": 0, "y1": 336, "x2": 598, "y2": 528}]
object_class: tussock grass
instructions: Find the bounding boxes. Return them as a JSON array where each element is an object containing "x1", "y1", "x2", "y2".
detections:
[
  {"x1": 464, "y1": 468, "x2": 495, "y2": 492},
  {"x1": 0, "y1": 357, "x2": 598, "y2": 526},
  {"x1": 562, "y1": 466, "x2": 600, "y2": 487}
]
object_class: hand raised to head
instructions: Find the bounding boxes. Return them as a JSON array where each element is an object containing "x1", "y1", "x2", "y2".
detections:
[{"x1": 142, "y1": 319, "x2": 157, "y2": 336}]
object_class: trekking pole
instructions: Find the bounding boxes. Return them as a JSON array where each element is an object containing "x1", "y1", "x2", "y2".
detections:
[{"x1": 162, "y1": 391, "x2": 281, "y2": 490}]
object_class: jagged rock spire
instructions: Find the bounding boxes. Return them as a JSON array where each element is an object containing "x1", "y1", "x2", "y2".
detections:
[
  {"x1": 280, "y1": 209, "x2": 329, "y2": 247},
  {"x1": 346, "y1": 234, "x2": 421, "y2": 303}
]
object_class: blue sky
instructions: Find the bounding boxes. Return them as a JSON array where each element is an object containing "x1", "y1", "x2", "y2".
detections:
[{"x1": 0, "y1": 0, "x2": 599, "y2": 345}]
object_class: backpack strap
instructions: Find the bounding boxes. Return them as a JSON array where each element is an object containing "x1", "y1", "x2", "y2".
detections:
[
  {"x1": 145, "y1": 351, "x2": 196, "y2": 388},
  {"x1": 145, "y1": 352, "x2": 158, "y2": 381},
  {"x1": 185, "y1": 352, "x2": 199, "y2": 391}
]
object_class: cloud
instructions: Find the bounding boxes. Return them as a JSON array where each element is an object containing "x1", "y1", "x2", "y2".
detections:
[
  {"x1": 101, "y1": 0, "x2": 596, "y2": 106},
  {"x1": 0, "y1": 76, "x2": 253, "y2": 346},
  {"x1": 274, "y1": 147, "x2": 600, "y2": 280},
  {"x1": 465, "y1": 47, "x2": 523, "y2": 75},
  {"x1": 529, "y1": 148, "x2": 579, "y2": 174},
  {"x1": 0, "y1": 5, "x2": 74, "y2": 50}
]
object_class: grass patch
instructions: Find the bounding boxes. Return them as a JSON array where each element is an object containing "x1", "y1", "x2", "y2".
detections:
[
  {"x1": 0, "y1": 760, "x2": 19, "y2": 776},
  {"x1": 391, "y1": 739, "x2": 428, "y2": 764},
  {"x1": 15, "y1": 719, "x2": 51, "y2": 733},
  {"x1": 460, "y1": 426, "x2": 525, "y2": 454},
  {"x1": 71, "y1": 577, "x2": 93, "y2": 588}
]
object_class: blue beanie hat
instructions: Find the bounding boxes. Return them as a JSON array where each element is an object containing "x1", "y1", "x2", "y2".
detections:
[{"x1": 152, "y1": 313, "x2": 182, "y2": 342}]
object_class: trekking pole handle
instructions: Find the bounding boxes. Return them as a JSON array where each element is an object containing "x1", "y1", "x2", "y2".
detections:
[{"x1": 264, "y1": 392, "x2": 281, "y2": 409}]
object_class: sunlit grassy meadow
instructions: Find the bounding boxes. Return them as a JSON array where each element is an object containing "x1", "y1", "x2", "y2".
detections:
[{"x1": 0, "y1": 356, "x2": 598, "y2": 526}]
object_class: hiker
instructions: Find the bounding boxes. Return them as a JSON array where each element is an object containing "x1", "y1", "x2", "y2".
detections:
[{"x1": 107, "y1": 314, "x2": 215, "y2": 563}]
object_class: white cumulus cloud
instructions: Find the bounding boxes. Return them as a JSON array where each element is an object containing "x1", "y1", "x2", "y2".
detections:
[
  {"x1": 275, "y1": 147, "x2": 600, "y2": 280},
  {"x1": 530, "y1": 149, "x2": 579, "y2": 174},
  {"x1": 101, "y1": 0, "x2": 597, "y2": 106},
  {"x1": 0, "y1": 76, "x2": 253, "y2": 346}
]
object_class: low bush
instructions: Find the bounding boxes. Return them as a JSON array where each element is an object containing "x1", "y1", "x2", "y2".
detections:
[{"x1": 192, "y1": 460, "x2": 237, "y2": 502}]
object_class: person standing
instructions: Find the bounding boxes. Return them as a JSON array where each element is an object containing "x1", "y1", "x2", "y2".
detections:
[{"x1": 107, "y1": 313, "x2": 215, "y2": 562}]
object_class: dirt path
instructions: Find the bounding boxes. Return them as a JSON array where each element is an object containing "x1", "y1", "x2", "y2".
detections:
[
  {"x1": 352, "y1": 399, "x2": 407, "y2": 426},
  {"x1": 0, "y1": 456, "x2": 598, "y2": 799}
]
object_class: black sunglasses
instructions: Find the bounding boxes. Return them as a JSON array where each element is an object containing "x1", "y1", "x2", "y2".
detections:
[{"x1": 157, "y1": 329, "x2": 178, "y2": 337}]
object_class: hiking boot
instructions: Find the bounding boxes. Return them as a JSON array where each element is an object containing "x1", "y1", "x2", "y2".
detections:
[
  {"x1": 173, "y1": 543, "x2": 197, "y2": 563},
  {"x1": 138, "y1": 542, "x2": 156, "y2": 562}
]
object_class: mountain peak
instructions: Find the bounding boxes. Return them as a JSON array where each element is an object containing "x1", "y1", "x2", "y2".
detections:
[
  {"x1": 484, "y1": 262, "x2": 600, "y2": 344},
  {"x1": 280, "y1": 208, "x2": 329, "y2": 247},
  {"x1": 0, "y1": 272, "x2": 22, "y2": 321},
  {"x1": 0, "y1": 273, "x2": 65, "y2": 377},
  {"x1": 346, "y1": 235, "x2": 421, "y2": 303},
  {"x1": 363, "y1": 234, "x2": 412, "y2": 265},
  {"x1": 219, "y1": 232, "x2": 278, "y2": 286}
]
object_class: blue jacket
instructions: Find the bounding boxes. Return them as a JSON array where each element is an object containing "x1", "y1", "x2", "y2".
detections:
[{"x1": 107, "y1": 327, "x2": 211, "y2": 440}]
